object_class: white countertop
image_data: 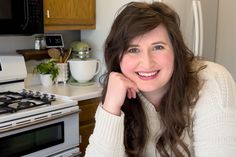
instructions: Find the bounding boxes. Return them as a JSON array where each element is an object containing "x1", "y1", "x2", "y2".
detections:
[{"x1": 26, "y1": 82, "x2": 103, "y2": 101}]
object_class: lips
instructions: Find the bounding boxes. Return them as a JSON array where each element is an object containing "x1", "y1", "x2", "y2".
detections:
[{"x1": 136, "y1": 70, "x2": 160, "y2": 79}]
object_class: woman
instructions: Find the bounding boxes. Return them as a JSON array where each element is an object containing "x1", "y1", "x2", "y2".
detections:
[{"x1": 85, "y1": 2, "x2": 236, "y2": 157}]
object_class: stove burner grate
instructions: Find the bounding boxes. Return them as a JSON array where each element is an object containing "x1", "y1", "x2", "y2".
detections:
[{"x1": 0, "y1": 90, "x2": 56, "y2": 114}]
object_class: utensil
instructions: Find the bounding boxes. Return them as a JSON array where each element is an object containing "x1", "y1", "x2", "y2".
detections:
[
  {"x1": 63, "y1": 48, "x2": 72, "y2": 63},
  {"x1": 48, "y1": 48, "x2": 61, "y2": 61}
]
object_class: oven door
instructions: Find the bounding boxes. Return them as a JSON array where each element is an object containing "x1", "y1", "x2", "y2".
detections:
[{"x1": 0, "y1": 113, "x2": 79, "y2": 157}]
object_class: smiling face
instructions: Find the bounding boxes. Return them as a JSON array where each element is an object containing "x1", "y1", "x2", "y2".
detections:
[{"x1": 120, "y1": 24, "x2": 174, "y2": 95}]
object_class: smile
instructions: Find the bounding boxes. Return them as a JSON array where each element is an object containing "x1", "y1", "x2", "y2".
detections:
[{"x1": 137, "y1": 70, "x2": 160, "y2": 78}]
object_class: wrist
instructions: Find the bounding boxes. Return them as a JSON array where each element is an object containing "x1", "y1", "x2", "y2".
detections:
[{"x1": 102, "y1": 103, "x2": 122, "y2": 116}]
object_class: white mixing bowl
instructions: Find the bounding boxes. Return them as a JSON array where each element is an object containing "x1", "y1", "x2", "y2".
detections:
[{"x1": 68, "y1": 59, "x2": 101, "y2": 83}]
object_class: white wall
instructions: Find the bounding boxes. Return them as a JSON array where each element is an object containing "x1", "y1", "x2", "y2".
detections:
[
  {"x1": 0, "y1": 30, "x2": 81, "y2": 54},
  {"x1": 215, "y1": 0, "x2": 236, "y2": 80},
  {"x1": 81, "y1": 0, "x2": 153, "y2": 79},
  {"x1": 0, "y1": 35, "x2": 35, "y2": 53}
]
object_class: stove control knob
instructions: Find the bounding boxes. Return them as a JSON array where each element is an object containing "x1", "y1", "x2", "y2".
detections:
[
  {"x1": 28, "y1": 90, "x2": 34, "y2": 96},
  {"x1": 43, "y1": 93, "x2": 48, "y2": 98},
  {"x1": 35, "y1": 91, "x2": 41, "y2": 97},
  {"x1": 41, "y1": 93, "x2": 48, "y2": 100},
  {"x1": 21, "y1": 89, "x2": 28, "y2": 96},
  {"x1": 50, "y1": 95, "x2": 56, "y2": 101}
]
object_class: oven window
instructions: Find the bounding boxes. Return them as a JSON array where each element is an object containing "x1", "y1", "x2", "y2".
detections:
[{"x1": 0, "y1": 122, "x2": 64, "y2": 157}]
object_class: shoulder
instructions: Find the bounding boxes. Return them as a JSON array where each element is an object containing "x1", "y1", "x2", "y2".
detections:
[
  {"x1": 198, "y1": 61, "x2": 236, "y2": 92},
  {"x1": 190, "y1": 61, "x2": 236, "y2": 155},
  {"x1": 194, "y1": 60, "x2": 236, "y2": 111},
  {"x1": 199, "y1": 61, "x2": 233, "y2": 81}
]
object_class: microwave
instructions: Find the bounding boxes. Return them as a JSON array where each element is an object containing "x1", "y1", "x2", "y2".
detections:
[{"x1": 0, "y1": 0, "x2": 44, "y2": 35}]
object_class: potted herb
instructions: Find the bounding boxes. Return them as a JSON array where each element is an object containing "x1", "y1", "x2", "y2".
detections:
[{"x1": 34, "y1": 59, "x2": 59, "y2": 86}]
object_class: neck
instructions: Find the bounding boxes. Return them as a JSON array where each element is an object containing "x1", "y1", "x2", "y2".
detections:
[{"x1": 141, "y1": 85, "x2": 169, "y2": 110}]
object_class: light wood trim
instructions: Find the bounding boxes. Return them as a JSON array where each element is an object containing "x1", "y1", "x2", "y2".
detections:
[{"x1": 44, "y1": 24, "x2": 95, "y2": 31}]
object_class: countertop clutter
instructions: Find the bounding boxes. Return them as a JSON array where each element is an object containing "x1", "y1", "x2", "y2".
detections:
[{"x1": 26, "y1": 82, "x2": 103, "y2": 101}]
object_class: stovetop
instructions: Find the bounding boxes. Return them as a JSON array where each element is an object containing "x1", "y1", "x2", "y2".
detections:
[
  {"x1": 0, "y1": 89, "x2": 56, "y2": 114},
  {"x1": 0, "y1": 89, "x2": 78, "y2": 124}
]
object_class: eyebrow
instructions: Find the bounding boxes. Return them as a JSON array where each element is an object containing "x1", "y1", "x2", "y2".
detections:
[
  {"x1": 152, "y1": 41, "x2": 167, "y2": 45},
  {"x1": 128, "y1": 41, "x2": 167, "y2": 47}
]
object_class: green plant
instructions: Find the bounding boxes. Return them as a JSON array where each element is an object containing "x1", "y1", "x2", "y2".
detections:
[{"x1": 34, "y1": 59, "x2": 59, "y2": 81}]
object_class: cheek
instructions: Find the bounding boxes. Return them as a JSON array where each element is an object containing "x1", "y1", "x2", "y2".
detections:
[
  {"x1": 163, "y1": 53, "x2": 175, "y2": 76},
  {"x1": 120, "y1": 56, "x2": 137, "y2": 74},
  {"x1": 158, "y1": 52, "x2": 174, "y2": 68}
]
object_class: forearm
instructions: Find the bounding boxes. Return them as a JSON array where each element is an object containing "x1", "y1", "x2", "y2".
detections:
[{"x1": 84, "y1": 104, "x2": 126, "y2": 157}]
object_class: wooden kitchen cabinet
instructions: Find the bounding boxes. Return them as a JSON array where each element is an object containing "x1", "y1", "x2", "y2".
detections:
[
  {"x1": 44, "y1": 0, "x2": 95, "y2": 30},
  {"x1": 78, "y1": 97, "x2": 100, "y2": 156}
]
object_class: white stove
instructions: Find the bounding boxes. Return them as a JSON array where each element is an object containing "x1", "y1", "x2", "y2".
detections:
[
  {"x1": 0, "y1": 54, "x2": 80, "y2": 157},
  {"x1": 0, "y1": 89, "x2": 78, "y2": 131}
]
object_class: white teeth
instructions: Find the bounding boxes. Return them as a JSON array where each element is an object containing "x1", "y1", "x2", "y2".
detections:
[{"x1": 138, "y1": 71, "x2": 157, "y2": 77}]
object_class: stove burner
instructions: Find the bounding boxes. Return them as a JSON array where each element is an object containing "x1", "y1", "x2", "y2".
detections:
[
  {"x1": 0, "y1": 98, "x2": 8, "y2": 104},
  {"x1": 18, "y1": 101, "x2": 34, "y2": 109},
  {"x1": 0, "y1": 90, "x2": 56, "y2": 114},
  {"x1": 0, "y1": 107, "x2": 15, "y2": 114}
]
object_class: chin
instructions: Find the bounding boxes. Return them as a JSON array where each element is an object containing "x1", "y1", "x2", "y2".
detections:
[
  {"x1": 138, "y1": 86, "x2": 158, "y2": 92},
  {"x1": 137, "y1": 82, "x2": 169, "y2": 94}
]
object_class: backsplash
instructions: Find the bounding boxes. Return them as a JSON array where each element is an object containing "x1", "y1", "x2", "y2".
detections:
[
  {"x1": 0, "y1": 30, "x2": 81, "y2": 86},
  {"x1": 25, "y1": 59, "x2": 46, "y2": 86},
  {"x1": 0, "y1": 30, "x2": 81, "y2": 54}
]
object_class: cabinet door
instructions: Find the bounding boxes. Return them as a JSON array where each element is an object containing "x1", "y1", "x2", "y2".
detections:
[
  {"x1": 80, "y1": 123, "x2": 95, "y2": 157},
  {"x1": 44, "y1": 0, "x2": 95, "y2": 30},
  {"x1": 78, "y1": 98, "x2": 100, "y2": 156},
  {"x1": 79, "y1": 100, "x2": 98, "y2": 125}
]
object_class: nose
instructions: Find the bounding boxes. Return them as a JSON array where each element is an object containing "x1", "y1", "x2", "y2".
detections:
[{"x1": 140, "y1": 52, "x2": 155, "y2": 69}]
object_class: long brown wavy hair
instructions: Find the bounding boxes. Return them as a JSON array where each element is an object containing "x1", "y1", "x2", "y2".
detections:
[{"x1": 100, "y1": 2, "x2": 204, "y2": 157}]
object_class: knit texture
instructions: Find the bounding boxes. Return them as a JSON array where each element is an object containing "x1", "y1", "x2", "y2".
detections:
[{"x1": 84, "y1": 61, "x2": 236, "y2": 157}]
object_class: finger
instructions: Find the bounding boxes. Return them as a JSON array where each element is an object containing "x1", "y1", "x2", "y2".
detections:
[
  {"x1": 127, "y1": 88, "x2": 132, "y2": 99},
  {"x1": 127, "y1": 88, "x2": 137, "y2": 99},
  {"x1": 128, "y1": 81, "x2": 139, "y2": 92},
  {"x1": 123, "y1": 77, "x2": 139, "y2": 92},
  {"x1": 130, "y1": 88, "x2": 137, "y2": 99}
]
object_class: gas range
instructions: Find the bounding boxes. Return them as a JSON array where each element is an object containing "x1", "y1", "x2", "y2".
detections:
[
  {"x1": 0, "y1": 89, "x2": 78, "y2": 132},
  {"x1": 0, "y1": 54, "x2": 80, "y2": 157}
]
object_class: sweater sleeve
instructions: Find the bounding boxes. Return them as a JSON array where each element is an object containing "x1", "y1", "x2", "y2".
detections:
[
  {"x1": 84, "y1": 104, "x2": 126, "y2": 157},
  {"x1": 192, "y1": 62, "x2": 236, "y2": 157}
]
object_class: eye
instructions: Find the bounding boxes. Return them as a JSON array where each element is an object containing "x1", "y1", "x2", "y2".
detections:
[
  {"x1": 127, "y1": 47, "x2": 140, "y2": 53},
  {"x1": 153, "y1": 45, "x2": 164, "y2": 51}
]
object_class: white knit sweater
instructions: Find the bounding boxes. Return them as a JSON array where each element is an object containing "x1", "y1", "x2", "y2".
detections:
[{"x1": 84, "y1": 61, "x2": 236, "y2": 157}]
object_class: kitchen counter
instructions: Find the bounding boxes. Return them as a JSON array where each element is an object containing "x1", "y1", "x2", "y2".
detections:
[{"x1": 26, "y1": 82, "x2": 103, "y2": 101}]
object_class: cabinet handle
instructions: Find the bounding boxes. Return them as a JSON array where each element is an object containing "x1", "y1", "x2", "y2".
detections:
[
  {"x1": 80, "y1": 135, "x2": 82, "y2": 144},
  {"x1": 46, "y1": 9, "x2": 50, "y2": 18}
]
